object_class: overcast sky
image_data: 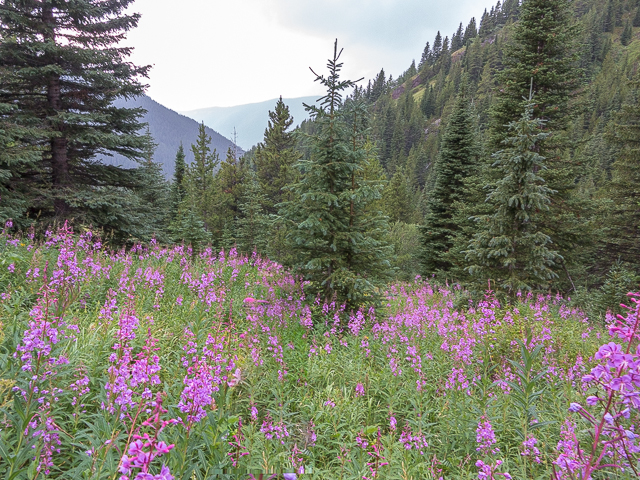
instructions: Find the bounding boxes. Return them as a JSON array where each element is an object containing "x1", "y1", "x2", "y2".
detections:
[{"x1": 123, "y1": 0, "x2": 491, "y2": 111}]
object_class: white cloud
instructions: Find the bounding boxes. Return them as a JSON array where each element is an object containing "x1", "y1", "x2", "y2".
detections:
[{"x1": 122, "y1": 0, "x2": 490, "y2": 111}]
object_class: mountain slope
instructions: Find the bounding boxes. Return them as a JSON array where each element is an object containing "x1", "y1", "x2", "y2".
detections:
[
  {"x1": 180, "y1": 96, "x2": 318, "y2": 150},
  {"x1": 100, "y1": 95, "x2": 242, "y2": 177}
]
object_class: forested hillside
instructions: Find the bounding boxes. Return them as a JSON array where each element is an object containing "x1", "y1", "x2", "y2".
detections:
[
  {"x1": 287, "y1": 0, "x2": 640, "y2": 305},
  {"x1": 102, "y1": 95, "x2": 242, "y2": 178}
]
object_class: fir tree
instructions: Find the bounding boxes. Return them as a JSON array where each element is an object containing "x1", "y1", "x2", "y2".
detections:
[
  {"x1": 135, "y1": 130, "x2": 171, "y2": 243},
  {"x1": 451, "y1": 23, "x2": 464, "y2": 52},
  {"x1": 280, "y1": 41, "x2": 392, "y2": 308},
  {"x1": 420, "y1": 86, "x2": 436, "y2": 118},
  {"x1": 184, "y1": 123, "x2": 219, "y2": 231},
  {"x1": 605, "y1": 77, "x2": 640, "y2": 271},
  {"x1": 634, "y1": 7, "x2": 640, "y2": 28},
  {"x1": 368, "y1": 69, "x2": 387, "y2": 103},
  {"x1": 420, "y1": 88, "x2": 480, "y2": 277},
  {"x1": 432, "y1": 32, "x2": 443, "y2": 62},
  {"x1": 491, "y1": 0, "x2": 580, "y2": 147},
  {"x1": 211, "y1": 147, "x2": 246, "y2": 244},
  {"x1": 0, "y1": 0, "x2": 150, "y2": 227},
  {"x1": 254, "y1": 97, "x2": 300, "y2": 215},
  {"x1": 479, "y1": 9, "x2": 491, "y2": 37},
  {"x1": 170, "y1": 144, "x2": 187, "y2": 221},
  {"x1": 382, "y1": 167, "x2": 418, "y2": 224},
  {"x1": 0, "y1": 102, "x2": 43, "y2": 225},
  {"x1": 621, "y1": 20, "x2": 633, "y2": 46},
  {"x1": 466, "y1": 102, "x2": 561, "y2": 298},
  {"x1": 170, "y1": 208, "x2": 211, "y2": 256},
  {"x1": 489, "y1": 0, "x2": 586, "y2": 287},
  {"x1": 502, "y1": 0, "x2": 520, "y2": 22},
  {"x1": 605, "y1": 0, "x2": 616, "y2": 33},
  {"x1": 419, "y1": 42, "x2": 431, "y2": 69},
  {"x1": 463, "y1": 17, "x2": 478, "y2": 45},
  {"x1": 236, "y1": 170, "x2": 269, "y2": 255}
]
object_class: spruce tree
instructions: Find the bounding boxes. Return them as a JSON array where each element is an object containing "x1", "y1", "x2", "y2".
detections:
[
  {"x1": 254, "y1": 97, "x2": 300, "y2": 214},
  {"x1": 280, "y1": 41, "x2": 392, "y2": 308},
  {"x1": 419, "y1": 42, "x2": 431, "y2": 69},
  {"x1": 170, "y1": 144, "x2": 187, "y2": 221},
  {"x1": 463, "y1": 17, "x2": 478, "y2": 45},
  {"x1": 382, "y1": 167, "x2": 418, "y2": 224},
  {"x1": 135, "y1": 131, "x2": 171, "y2": 243},
  {"x1": 466, "y1": 102, "x2": 561, "y2": 298},
  {"x1": 420, "y1": 88, "x2": 480, "y2": 277},
  {"x1": 0, "y1": 0, "x2": 150, "y2": 227},
  {"x1": 210, "y1": 147, "x2": 246, "y2": 245},
  {"x1": 634, "y1": 7, "x2": 640, "y2": 28},
  {"x1": 236, "y1": 170, "x2": 269, "y2": 255},
  {"x1": 170, "y1": 209, "x2": 211, "y2": 256},
  {"x1": 605, "y1": 78, "x2": 640, "y2": 271},
  {"x1": 490, "y1": 0, "x2": 579, "y2": 149},
  {"x1": 369, "y1": 69, "x2": 387, "y2": 103},
  {"x1": 488, "y1": 0, "x2": 587, "y2": 286},
  {"x1": 0, "y1": 102, "x2": 43, "y2": 225},
  {"x1": 451, "y1": 23, "x2": 464, "y2": 51},
  {"x1": 432, "y1": 32, "x2": 443, "y2": 62},
  {"x1": 621, "y1": 20, "x2": 633, "y2": 46},
  {"x1": 184, "y1": 123, "x2": 219, "y2": 231}
]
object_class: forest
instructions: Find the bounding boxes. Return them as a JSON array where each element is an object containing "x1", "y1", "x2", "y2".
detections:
[{"x1": 1, "y1": 0, "x2": 640, "y2": 478}]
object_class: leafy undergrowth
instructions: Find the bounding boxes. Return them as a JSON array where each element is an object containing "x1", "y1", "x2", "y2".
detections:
[{"x1": 0, "y1": 226, "x2": 638, "y2": 480}]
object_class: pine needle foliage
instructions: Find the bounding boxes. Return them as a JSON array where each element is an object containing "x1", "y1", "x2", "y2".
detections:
[
  {"x1": 280, "y1": 41, "x2": 392, "y2": 308},
  {"x1": 466, "y1": 102, "x2": 562, "y2": 298}
]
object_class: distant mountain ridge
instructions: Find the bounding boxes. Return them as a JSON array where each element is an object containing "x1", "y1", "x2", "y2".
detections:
[
  {"x1": 180, "y1": 96, "x2": 319, "y2": 150},
  {"x1": 100, "y1": 95, "x2": 242, "y2": 178}
]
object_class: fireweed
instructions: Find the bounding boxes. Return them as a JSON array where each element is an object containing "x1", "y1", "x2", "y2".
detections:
[{"x1": 0, "y1": 226, "x2": 634, "y2": 478}]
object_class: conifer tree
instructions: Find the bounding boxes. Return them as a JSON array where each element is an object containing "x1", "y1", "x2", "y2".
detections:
[
  {"x1": 490, "y1": 0, "x2": 579, "y2": 149},
  {"x1": 368, "y1": 69, "x2": 387, "y2": 103},
  {"x1": 451, "y1": 23, "x2": 464, "y2": 51},
  {"x1": 463, "y1": 17, "x2": 478, "y2": 45},
  {"x1": 382, "y1": 167, "x2": 418, "y2": 223},
  {"x1": 184, "y1": 123, "x2": 219, "y2": 231},
  {"x1": 420, "y1": 88, "x2": 480, "y2": 277},
  {"x1": 170, "y1": 144, "x2": 187, "y2": 221},
  {"x1": 280, "y1": 41, "x2": 392, "y2": 308},
  {"x1": 420, "y1": 86, "x2": 436, "y2": 118},
  {"x1": 0, "y1": 0, "x2": 151, "y2": 227},
  {"x1": 171, "y1": 209, "x2": 211, "y2": 256},
  {"x1": 489, "y1": 0, "x2": 586, "y2": 286},
  {"x1": 479, "y1": 9, "x2": 491, "y2": 37},
  {"x1": 432, "y1": 32, "x2": 443, "y2": 62},
  {"x1": 236, "y1": 170, "x2": 269, "y2": 255},
  {"x1": 605, "y1": 78, "x2": 640, "y2": 271},
  {"x1": 502, "y1": 0, "x2": 520, "y2": 22},
  {"x1": 0, "y1": 102, "x2": 43, "y2": 225},
  {"x1": 419, "y1": 42, "x2": 431, "y2": 69},
  {"x1": 621, "y1": 20, "x2": 633, "y2": 46},
  {"x1": 135, "y1": 131, "x2": 171, "y2": 242},
  {"x1": 466, "y1": 102, "x2": 561, "y2": 298},
  {"x1": 634, "y1": 7, "x2": 640, "y2": 28},
  {"x1": 211, "y1": 147, "x2": 246, "y2": 244},
  {"x1": 254, "y1": 97, "x2": 300, "y2": 214}
]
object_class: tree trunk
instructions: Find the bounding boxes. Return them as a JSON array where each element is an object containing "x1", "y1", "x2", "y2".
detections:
[{"x1": 43, "y1": 5, "x2": 70, "y2": 217}]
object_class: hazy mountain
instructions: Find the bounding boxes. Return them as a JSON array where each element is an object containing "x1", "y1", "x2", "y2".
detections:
[
  {"x1": 180, "y1": 96, "x2": 318, "y2": 150},
  {"x1": 100, "y1": 95, "x2": 242, "y2": 177}
]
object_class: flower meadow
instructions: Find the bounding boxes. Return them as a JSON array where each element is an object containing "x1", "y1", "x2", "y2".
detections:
[{"x1": 0, "y1": 225, "x2": 638, "y2": 479}]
